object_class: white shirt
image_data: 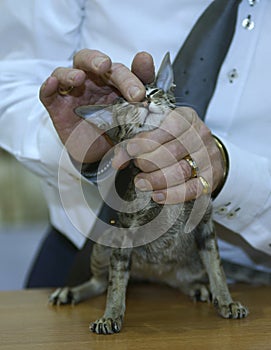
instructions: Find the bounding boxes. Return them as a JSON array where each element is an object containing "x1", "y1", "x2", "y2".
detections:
[{"x1": 0, "y1": 0, "x2": 271, "y2": 270}]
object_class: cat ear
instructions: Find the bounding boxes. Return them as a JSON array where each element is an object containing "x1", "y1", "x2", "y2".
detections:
[
  {"x1": 74, "y1": 105, "x2": 114, "y2": 131},
  {"x1": 155, "y1": 52, "x2": 175, "y2": 93}
]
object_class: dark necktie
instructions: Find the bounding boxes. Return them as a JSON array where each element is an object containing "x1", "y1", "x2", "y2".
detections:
[{"x1": 173, "y1": 0, "x2": 241, "y2": 120}]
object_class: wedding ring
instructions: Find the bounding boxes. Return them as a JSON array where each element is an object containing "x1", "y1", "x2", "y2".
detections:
[
  {"x1": 58, "y1": 86, "x2": 74, "y2": 95},
  {"x1": 199, "y1": 176, "x2": 211, "y2": 195},
  {"x1": 184, "y1": 155, "x2": 199, "y2": 178}
]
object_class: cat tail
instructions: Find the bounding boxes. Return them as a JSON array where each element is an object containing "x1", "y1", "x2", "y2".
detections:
[{"x1": 222, "y1": 259, "x2": 271, "y2": 285}]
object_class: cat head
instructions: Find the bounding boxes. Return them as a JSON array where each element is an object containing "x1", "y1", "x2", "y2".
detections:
[{"x1": 75, "y1": 52, "x2": 175, "y2": 142}]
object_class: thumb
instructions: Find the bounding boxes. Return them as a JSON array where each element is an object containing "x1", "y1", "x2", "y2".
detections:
[{"x1": 39, "y1": 76, "x2": 59, "y2": 104}]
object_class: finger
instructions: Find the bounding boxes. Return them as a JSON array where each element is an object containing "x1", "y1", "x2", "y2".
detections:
[
  {"x1": 131, "y1": 51, "x2": 155, "y2": 84},
  {"x1": 135, "y1": 143, "x2": 213, "y2": 190},
  {"x1": 74, "y1": 49, "x2": 145, "y2": 101},
  {"x1": 39, "y1": 76, "x2": 59, "y2": 101},
  {"x1": 134, "y1": 138, "x2": 187, "y2": 172},
  {"x1": 73, "y1": 49, "x2": 112, "y2": 74},
  {"x1": 132, "y1": 126, "x2": 210, "y2": 173},
  {"x1": 129, "y1": 110, "x2": 210, "y2": 172},
  {"x1": 51, "y1": 67, "x2": 86, "y2": 88},
  {"x1": 126, "y1": 108, "x2": 194, "y2": 156},
  {"x1": 134, "y1": 159, "x2": 193, "y2": 191},
  {"x1": 151, "y1": 170, "x2": 212, "y2": 204},
  {"x1": 112, "y1": 145, "x2": 131, "y2": 169},
  {"x1": 103, "y1": 62, "x2": 146, "y2": 102}
]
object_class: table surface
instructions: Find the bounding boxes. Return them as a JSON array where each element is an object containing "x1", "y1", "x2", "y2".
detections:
[{"x1": 0, "y1": 283, "x2": 270, "y2": 350}]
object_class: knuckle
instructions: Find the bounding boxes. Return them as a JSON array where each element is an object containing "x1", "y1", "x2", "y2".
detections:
[
  {"x1": 51, "y1": 67, "x2": 63, "y2": 77},
  {"x1": 73, "y1": 48, "x2": 89, "y2": 63}
]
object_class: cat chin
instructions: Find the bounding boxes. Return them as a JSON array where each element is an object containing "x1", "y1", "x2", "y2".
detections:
[
  {"x1": 144, "y1": 112, "x2": 167, "y2": 129},
  {"x1": 148, "y1": 102, "x2": 166, "y2": 114}
]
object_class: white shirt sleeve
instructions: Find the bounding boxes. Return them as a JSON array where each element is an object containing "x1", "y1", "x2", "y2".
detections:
[
  {"x1": 0, "y1": 0, "x2": 104, "y2": 248},
  {"x1": 212, "y1": 136, "x2": 271, "y2": 255},
  {"x1": 0, "y1": 0, "x2": 85, "y2": 177}
]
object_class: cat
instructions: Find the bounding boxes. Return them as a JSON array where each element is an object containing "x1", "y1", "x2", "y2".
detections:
[{"x1": 49, "y1": 53, "x2": 251, "y2": 335}]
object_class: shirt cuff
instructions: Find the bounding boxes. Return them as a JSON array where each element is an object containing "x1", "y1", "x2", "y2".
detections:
[
  {"x1": 212, "y1": 136, "x2": 271, "y2": 233},
  {"x1": 78, "y1": 148, "x2": 115, "y2": 184}
]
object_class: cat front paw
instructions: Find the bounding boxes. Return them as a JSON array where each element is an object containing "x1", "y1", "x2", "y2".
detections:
[
  {"x1": 48, "y1": 287, "x2": 77, "y2": 305},
  {"x1": 214, "y1": 299, "x2": 249, "y2": 319},
  {"x1": 90, "y1": 316, "x2": 123, "y2": 335}
]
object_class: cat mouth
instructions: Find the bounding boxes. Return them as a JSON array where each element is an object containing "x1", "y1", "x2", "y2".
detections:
[{"x1": 141, "y1": 100, "x2": 150, "y2": 108}]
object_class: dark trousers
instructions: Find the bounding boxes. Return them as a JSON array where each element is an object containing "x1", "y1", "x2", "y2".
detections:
[
  {"x1": 25, "y1": 227, "x2": 93, "y2": 288},
  {"x1": 25, "y1": 166, "x2": 132, "y2": 288}
]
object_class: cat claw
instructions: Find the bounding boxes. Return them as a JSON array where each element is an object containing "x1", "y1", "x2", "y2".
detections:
[
  {"x1": 90, "y1": 316, "x2": 123, "y2": 335},
  {"x1": 216, "y1": 300, "x2": 249, "y2": 319},
  {"x1": 48, "y1": 287, "x2": 76, "y2": 305}
]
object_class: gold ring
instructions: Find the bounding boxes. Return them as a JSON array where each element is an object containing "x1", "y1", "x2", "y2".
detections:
[
  {"x1": 199, "y1": 176, "x2": 211, "y2": 195},
  {"x1": 58, "y1": 86, "x2": 74, "y2": 96},
  {"x1": 184, "y1": 155, "x2": 199, "y2": 178}
]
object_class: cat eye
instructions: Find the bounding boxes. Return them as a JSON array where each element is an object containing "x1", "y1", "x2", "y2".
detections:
[{"x1": 147, "y1": 88, "x2": 164, "y2": 100}]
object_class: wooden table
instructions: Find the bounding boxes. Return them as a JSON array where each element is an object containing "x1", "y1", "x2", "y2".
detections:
[{"x1": 0, "y1": 284, "x2": 270, "y2": 350}]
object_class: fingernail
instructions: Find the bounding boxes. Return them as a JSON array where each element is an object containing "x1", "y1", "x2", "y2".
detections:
[
  {"x1": 93, "y1": 56, "x2": 109, "y2": 69},
  {"x1": 135, "y1": 178, "x2": 152, "y2": 191},
  {"x1": 128, "y1": 86, "x2": 142, "y2": 100},
  {"x1": 152, "y1": 192, "x2": 166, "y2": 203}
]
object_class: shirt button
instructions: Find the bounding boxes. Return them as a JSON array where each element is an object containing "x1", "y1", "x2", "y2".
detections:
[
  {"x1": 216, "y1": 206, "x2": 229, "y2": 215},
  {"x1": 242, "y1": 15, "x2": 255, "y2": 30},
  {"x1": 227, "y1": 207, "x2": 241, "y2": 219},
  {"x1": 248, "y1": 0, "x2": 258, "y2": 6},
  {"x1": 227, "y1": 212, "x2": 237, "y2": 219},
  {"x1": 215, "y1": 202, "x2": 231, "y2": 215},
  {"x1": 228, "y1": 68, "x2": 238, "y2": 83}
]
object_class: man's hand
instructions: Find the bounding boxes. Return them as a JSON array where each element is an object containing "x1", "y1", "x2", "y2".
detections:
[
  {"x1": 39, "y1": 49, "x2": 155, "y2": 162},
  {"x1": 113, "y1": 107, "x2": 225, "y2": 204}
]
